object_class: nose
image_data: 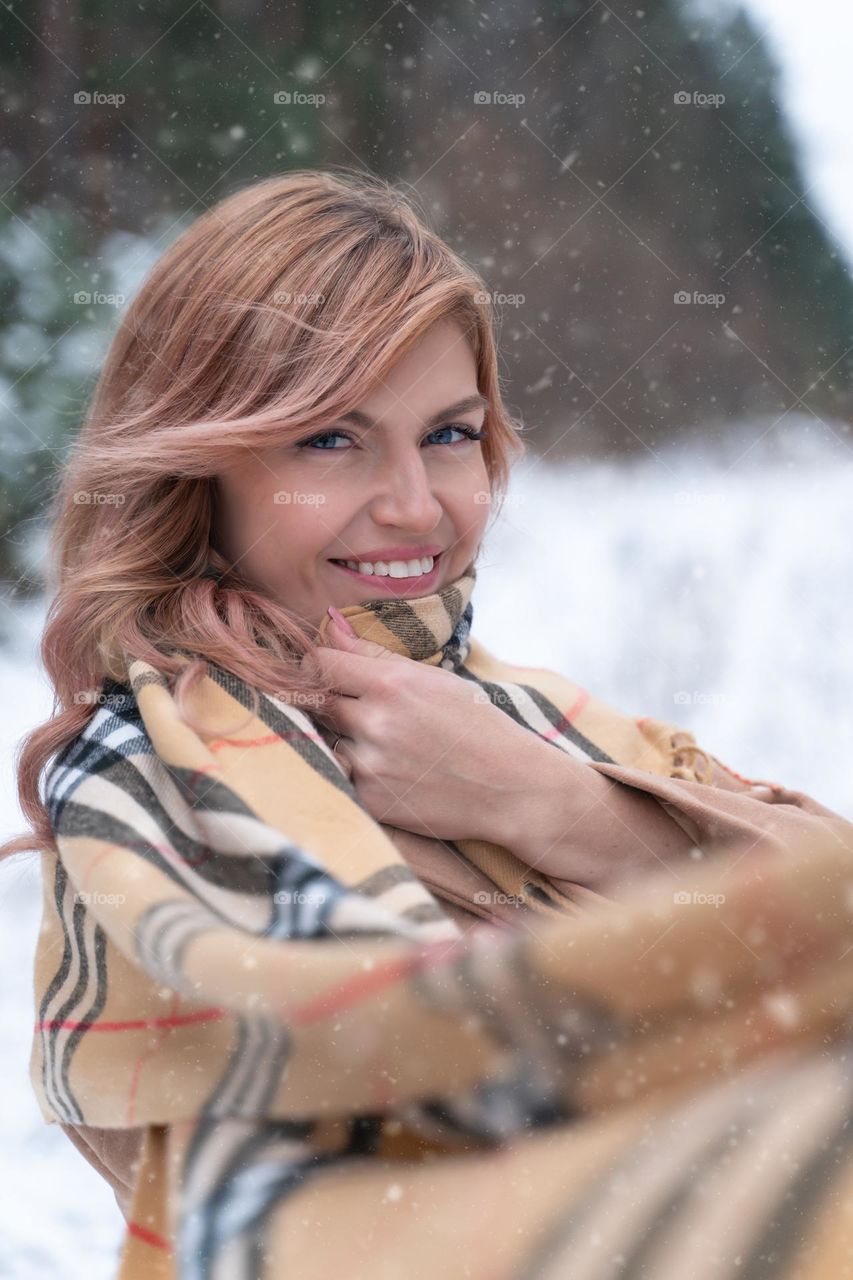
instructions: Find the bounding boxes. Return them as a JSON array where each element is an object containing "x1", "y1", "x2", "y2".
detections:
[{"x1": 368, "y1": 450, "x2": 443, "y2": 532}]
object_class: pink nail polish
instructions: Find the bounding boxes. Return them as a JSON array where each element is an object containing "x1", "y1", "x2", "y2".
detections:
[{"x1": 328, "y1": 605, "x2": 355, "y2": 636}]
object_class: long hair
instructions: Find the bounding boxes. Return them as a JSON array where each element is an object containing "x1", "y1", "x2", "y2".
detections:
[{"x1": 1, "y1": 166, "x2": 526, "y2": 860}]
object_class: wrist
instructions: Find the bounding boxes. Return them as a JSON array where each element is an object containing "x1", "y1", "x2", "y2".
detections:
[{"x1": 480, "y1": 732, "x2": 589, "y2": 861}]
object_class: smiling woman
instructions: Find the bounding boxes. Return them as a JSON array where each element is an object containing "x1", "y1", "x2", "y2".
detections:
[
  {"x1": 6, "y1": 169, "x2": 853, "y2": 1280},
  {"x1": 2, "y1": 166, "x2": 526, "y2": 858}
]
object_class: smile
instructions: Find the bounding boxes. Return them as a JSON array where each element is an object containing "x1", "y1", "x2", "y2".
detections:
[{"x1": 329, "y1": 552, "x2": 442, "y2": 592}]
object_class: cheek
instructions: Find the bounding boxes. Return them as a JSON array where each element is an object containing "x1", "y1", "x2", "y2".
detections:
[
  {"x1": 214, "y1": 472, "x2": 305, "y2": 573},
  {"x1": 255, "y1": 504, "x2": 324, "y2": 587},
  {"x1": 454, "y1": 474, "x2": 492, "y2": 540}
]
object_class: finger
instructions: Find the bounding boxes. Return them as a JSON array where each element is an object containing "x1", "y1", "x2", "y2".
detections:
[
  {"x1": 298, "y1": 636, "x2": 367, "y2": 697},
  {"x1": 322, "y1": 612, "x2": 394, "y2": 660},
  {"x1": 307, "y1": 644, "x2": 406, "y2": 699},
  {"x1": 315, "y1": 692, "x2": 360, "y2": 736},
  {"x1": 326, "y1": 735, "x2": 355, "y2": 781}
]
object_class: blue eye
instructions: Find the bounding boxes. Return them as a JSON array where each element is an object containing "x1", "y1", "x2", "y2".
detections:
[
  {"x1": 426, "y1": 424, "x2": 487, "y2": 446},
  {"x1": 298, "y1": 431, "x2": 351, "y2": 450},
  {"x1": 297, "y1": 424, "x2": 487, "y2": 450}
]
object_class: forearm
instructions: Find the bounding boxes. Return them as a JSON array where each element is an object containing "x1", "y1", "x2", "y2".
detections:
[{"x1": 492, "y1": 739, "x2": 698, "y2": 891}]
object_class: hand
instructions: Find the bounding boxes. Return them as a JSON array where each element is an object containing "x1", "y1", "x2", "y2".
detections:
[{"x1": 301, "y1": 608, "x2": 551, "y2": 843}]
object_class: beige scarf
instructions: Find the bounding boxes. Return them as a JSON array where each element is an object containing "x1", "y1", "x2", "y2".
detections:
[{"x1": 29, "y1": 564, "x2": 853, "y2": 1278}]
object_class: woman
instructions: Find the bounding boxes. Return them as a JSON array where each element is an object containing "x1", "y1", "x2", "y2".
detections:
[{"x1": 6, "y1": 168, "x2": 853, "y2": 1279}]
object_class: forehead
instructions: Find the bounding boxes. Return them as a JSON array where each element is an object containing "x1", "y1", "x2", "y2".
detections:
[{"x1": 353, "y1": 319, "x2": 479, "y2": 422}]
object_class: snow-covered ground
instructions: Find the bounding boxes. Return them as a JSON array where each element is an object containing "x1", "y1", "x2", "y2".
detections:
[
  {"x1": 1, "y1": 434, "x2": 851, "y2": 1276},
  {"x1": 478, "y1": 420, "x2": 853, "y2": 815}
]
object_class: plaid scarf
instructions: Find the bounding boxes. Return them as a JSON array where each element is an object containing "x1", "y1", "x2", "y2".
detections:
[{"x1": 29, "y1": 565, "x2": 853, "y2": 1279}]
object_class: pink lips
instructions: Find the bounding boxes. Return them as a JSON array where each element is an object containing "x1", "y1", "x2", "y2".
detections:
[{"x1": 329, "y1": 551, "x2": 442, "y2": 595}]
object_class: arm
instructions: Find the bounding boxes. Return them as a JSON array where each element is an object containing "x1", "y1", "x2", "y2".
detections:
[
  {"x1": 480, "y1": 736, "x2": 701, "y2": 893},
  {"x1": 484, "y1": 725, "x2": 853, "y2": 893}
]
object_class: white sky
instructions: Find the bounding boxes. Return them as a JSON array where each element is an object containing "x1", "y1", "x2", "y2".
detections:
[{"x1": 739, "y1": 0, "x2": 853, "y2": 267}]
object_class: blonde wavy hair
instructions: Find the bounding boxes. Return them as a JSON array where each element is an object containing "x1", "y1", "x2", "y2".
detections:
[{"x1": 2, "y1": 166, "x2": 526, "y2": 860}]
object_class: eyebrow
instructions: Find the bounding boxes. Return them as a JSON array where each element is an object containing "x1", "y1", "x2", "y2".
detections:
[{"x1": 337, "y1": 393, "x2": 490, "y2": 432}]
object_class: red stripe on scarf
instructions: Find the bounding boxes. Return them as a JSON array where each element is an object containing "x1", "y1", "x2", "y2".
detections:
[
  {"x1": 541, "y1": 688, "x2": 590, "y2": 739},
  {"x1": 127, "y1": 1220, "x2": 171, "y2": 1251},
  {"x1": 289, "y1": 935, "x2": 472, "y2": 1024},
  {"x1": 36, "y1": 1007, "x2": 227, "y2": 1032}
]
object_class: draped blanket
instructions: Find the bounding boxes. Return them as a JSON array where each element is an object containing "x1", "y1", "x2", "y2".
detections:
[{"x1": 30, "y1": 567, "x2": 853, "y2": 1278}]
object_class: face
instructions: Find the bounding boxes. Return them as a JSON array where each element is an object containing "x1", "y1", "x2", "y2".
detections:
[{"x1": 213, "y1": 317, "x2": 492, "y2": 631}]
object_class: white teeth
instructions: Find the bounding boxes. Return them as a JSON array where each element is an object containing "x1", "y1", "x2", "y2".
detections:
[{"x1": 337, "y1": 555, "x2": 435, "y2": 577}]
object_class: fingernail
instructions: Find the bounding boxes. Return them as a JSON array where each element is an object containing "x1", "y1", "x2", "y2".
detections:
[{"x1": 328, "y1": 605, "x2": 355, "y2": 636}]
